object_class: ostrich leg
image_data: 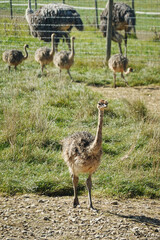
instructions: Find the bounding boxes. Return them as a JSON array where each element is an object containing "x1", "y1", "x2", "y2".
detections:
[
  {"x1": 72, "y1": 175, "x2": 79, "y2": 207},
  {"x1": 118, "y1": 42, "x2": 123, "y2": 55},
  {"x1": 124, "y1": 31, "x2": 127, "y2": 57},
  {"x1": 86, "y1": 174, "x2": 94, "y2": 209},
  {"x1": 65, "y1": 35, "x2": 71, "y2": 51},
  {"x1": 67, "y1": 70, "x2": 73, "y2": 80},
  {"x1": 121, "y1": 73, "x2": 129, "y2": 86},
  {"x1": 113, "y1": 72, "x2": 117, "y2": 88}
]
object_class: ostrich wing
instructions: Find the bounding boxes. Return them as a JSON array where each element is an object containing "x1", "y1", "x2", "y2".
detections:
[{"x1": 27, "y1": 3, "x2": 83, "y2": 42}]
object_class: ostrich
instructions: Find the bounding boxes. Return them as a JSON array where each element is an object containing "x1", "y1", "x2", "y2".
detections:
[
  {"x1": 53, "y1": 36, "x2": 75, "y2": 80},
  {"x1": 108, "y1": 53, "x2": 133, "y2": 88},
  {"x1": 100, "y1": 2, "x2": 136, "y2": 56},
  {"x1": 61, "y1": 99, "x2": 108, "y2": 209},
  {"x1": 25, "y1": 0, "x2": 83, "y2": 50},
  {"x1": 35, "y1": 33, "x2": 55, "y2": 73},
  {"x1": 2, "y1": 44, "x2": 29, "y2": 72}
]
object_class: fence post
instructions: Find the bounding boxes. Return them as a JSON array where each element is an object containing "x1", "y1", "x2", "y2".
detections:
[
  {"x1": 63, "y1": 0, "x2": 65, "y2": 3},
  {"x1": 132, "y1": 0, "x2": 136, "y2": 34},
  {"x1": 35, "y1": 0, "x2": 37, "y2": 10},
  {"x1": 106, "y1": 0, "x2": 113, "y2": 62},
  {"x1": 95, "y1": 0, "x2": 99, "y2": 29},
  {"x1": 10, "y1": 0, "x2": 13, "y2": 19}
]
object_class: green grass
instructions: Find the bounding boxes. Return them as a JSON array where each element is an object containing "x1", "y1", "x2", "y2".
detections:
[
  {"x1": 0, "y1": 1, "x2": 159, "y2": 198},
  {"x1": 0, "y1": 65, "x2": 159, "y2": 198}
]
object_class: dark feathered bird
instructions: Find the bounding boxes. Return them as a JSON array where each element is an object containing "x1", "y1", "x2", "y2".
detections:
[
  {"x1": 100, "y1": 2, "x2": 136, "y2": 56},
  {"x1": 26, "y1": 0, "x2": 83, "y2": 50}
]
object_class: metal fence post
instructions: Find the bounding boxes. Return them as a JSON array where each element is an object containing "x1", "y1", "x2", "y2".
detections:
[
  {"x1": 35, "y1": 0, "x2": 37, "y2": 10},
  {"x1": 106, "y1": 0, "x2": 113, "y2": 61},
  {"x1": 10, "y1": 0, "x2": 13, "y2": 19},
  {"x1": 95, "y1": 0, "x2": 99, "y2": 29},
  {"x1": 132, "y1": 0, "x2": 136, "y2": 34}
]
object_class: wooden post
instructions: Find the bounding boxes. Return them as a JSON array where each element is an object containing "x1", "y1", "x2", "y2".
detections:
[
  {"x1": 10, "y1": 0, "x2": 13, "y2": 19},
  {"x1": 35, "y1": 0, "x2": 37, "y2": 10},
  {"x1": 95, "y1": 0, "x2": 99, "y2": 29},
  {"x1": 106, "y1": 0, "x2": 113, "y2": 62}
]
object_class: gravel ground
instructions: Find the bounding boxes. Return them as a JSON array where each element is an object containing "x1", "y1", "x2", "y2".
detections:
[{"x1": 0, "y1": 194, "x2": 159, "y2": 240}]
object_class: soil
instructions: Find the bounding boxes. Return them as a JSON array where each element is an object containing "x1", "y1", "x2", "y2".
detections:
[
  {"x1": 0, "y1": 86, "x2": 160, "y2": 240},
  {"x1": 89, "y1": 86, "x2": 160, "y2": 116},
  {"x1": 0, "y1": 194, "x2": 159, "y2": 240}
]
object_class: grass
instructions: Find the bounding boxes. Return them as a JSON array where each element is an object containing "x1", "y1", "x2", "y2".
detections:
[
  {"x1": 0, "y1": 1, "x2": 159, "y2": 198},
  {"x1": 0, "y1": 66, "x2": 159, "y2": 198}
]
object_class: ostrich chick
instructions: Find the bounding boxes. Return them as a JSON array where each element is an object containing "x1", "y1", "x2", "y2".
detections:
[
  {"x1": 108, "y1": 53, "x2": 133, "y2": 88},
  {"x1": 2, "y1": 44, "x2": 29, "y2": 72},
  {"x1": 35, "y1": 33, "x2": 55, "y2": 73},
  {"x1": 53, "y1": 36, "x2": 75, "y2": 80},
  {"x1": 61, "y1": 100, "x2": 108, "y2": 209}
]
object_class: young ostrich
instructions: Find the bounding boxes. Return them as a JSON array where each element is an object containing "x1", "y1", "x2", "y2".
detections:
[
  {"x1": 2, "y1": 44, "x2": 29, "y2": 72},
  {"x1": 61, "y1": 100, "x2": 108, "y2": 209},
  {"x1": 35, "y1": 34, "x2": 55, "y2": 73},
  {"x1": 53, "y1": 36, "x2": 75, "y2": 80},
  {"x1": 108, "y1": 53, "x2": 133, "y2": 88}
]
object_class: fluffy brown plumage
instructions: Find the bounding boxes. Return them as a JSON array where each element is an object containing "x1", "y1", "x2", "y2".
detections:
[
  {"x1": 53, "y1": 36, "x2": 75, "y2": 80},
  {"x1": 62, "y1": 100, "x2": 108, "y2": 209},
  {"x1": 108, "y1": 53, "x2": 133, "y2": 88},
  {"x1": 2, "y1": 44, "x2": 29, "y2": 72},
  {"x1": 35, "y1": 34, "x2": 55, "y2": 72},
  {"x1": 100, "y1": 2, "x2": 136, "y2": 56}
]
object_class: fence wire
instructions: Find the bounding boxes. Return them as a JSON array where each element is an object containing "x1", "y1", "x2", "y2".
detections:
[{"x1": 0, "y1": 0, "x2": 160, "y2": 66}]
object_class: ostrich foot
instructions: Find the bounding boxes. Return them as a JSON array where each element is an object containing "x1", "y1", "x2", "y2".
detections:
[
  {"x1": 73, "y1": 197, "x2": 80, "y2": 208},
  {"x1": 89, "y1": 205, "x2": 98, "y2": 212}
]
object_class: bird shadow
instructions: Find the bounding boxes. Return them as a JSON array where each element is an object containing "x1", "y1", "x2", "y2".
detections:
[
  {"x1": 133, "y1": 86, "x2": 160, "y2": 91},
  {"x1": 107, "y1": 211, "x2": 160, "y2": 227}
]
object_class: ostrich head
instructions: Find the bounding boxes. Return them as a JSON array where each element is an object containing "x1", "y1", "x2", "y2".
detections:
[
  {"x1": 97, "y1": 100, "x2": 108, "y2": 111},
  {"x1": 100, "y1": 19, "x2": 107, "y2": 37},
  {"x1": 127, "y1": 67, "x2": 133, "y2": 73},
  {"x1": 24, "y1": 44, "x2": 29, "y2": 49}
]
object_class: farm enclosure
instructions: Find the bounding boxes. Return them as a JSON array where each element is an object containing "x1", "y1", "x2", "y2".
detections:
[
  {"x1": 0, "y1": 0, "x2": 160, "y2": 70},
  {"x1": 0, "y1": 1, "x2": 160, "y2": 199}
]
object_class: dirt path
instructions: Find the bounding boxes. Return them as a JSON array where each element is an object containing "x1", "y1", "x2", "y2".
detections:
[
  {"x1": 89, "y1": 86, "x2": 160, "y2": 116},
  {"x1": 0, "y1": 194, "x2": 159, "y2": 240}
]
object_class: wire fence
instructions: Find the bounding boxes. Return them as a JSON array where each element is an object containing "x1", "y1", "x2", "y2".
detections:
[{"x1": 0, "y1": 0, "x2": 160, "y2": 66}]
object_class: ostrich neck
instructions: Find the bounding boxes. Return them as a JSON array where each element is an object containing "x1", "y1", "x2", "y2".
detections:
[
  {"x1": 50, "y1": 36, "x2": 55, "y2": 57},
  {"x1": 28, "y1": 0, "x2": 31, "y2": 10},
  {"x1": 69, "y1": 38, "x2": 75, "y2": 60},
  {"x1": 90, "y1": 110, "x2": 104, "y2": 154},
  {"x1": 24, "y1": 47, "x2": 28, "y2": 60}
]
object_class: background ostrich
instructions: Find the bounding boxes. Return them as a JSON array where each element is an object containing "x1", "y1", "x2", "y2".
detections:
[
  {"x1": 35, "y1": 33, "x2": 55, "y2": 73},
  {"x1": 2, "y1": 44, "x2": 29, "y2": 72},
  {"x1": 61, "y1": 99, "x2": 108, "y2": 209},
  {"x1": 53, "y1": 36, "x2": 75, "y2": 80},
  {"x1": 108, "y1": 53, "x2": 133, "y2": 88},
  {"x1": 100, "y1": 2, "x2": 136, "y2": 56},
  {"x1": 25, "y1": 0, "x2": 83, "y2": 50}
]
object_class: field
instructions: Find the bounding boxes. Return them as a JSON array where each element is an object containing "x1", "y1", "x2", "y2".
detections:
[{"x1": 0, "y1": 1, "x2": 160, "y2": 199}]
